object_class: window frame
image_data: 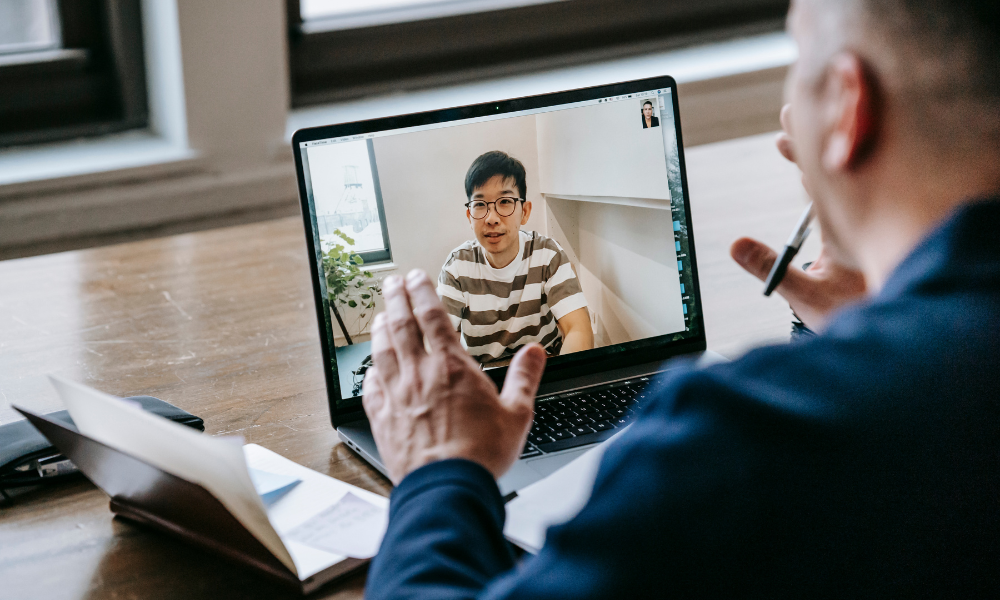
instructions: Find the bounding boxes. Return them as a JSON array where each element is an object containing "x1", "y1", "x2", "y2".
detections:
[
  {"x1": 0, "y1": 0, "x2": 148, "y2": 148},
  {"x1": 287, "y1": 0, "x2": 790, "y2": 107},
  {"x1": 353, "y1": 139, "x2": 393, "y2": 265}
]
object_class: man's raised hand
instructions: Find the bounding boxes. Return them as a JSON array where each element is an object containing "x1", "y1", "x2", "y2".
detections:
[
  {"x1": 362, "y1": 270, "x2": 547, "y2": 485},
  {"x1": 730, "y1": 240, "x2": 867, "y2": 330}
]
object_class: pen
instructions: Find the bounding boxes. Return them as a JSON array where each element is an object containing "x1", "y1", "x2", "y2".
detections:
[{"x1": 763, "y1": 203, "x2": 814, "y2": 297}]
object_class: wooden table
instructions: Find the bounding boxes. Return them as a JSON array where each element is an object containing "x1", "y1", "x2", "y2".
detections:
[{"x1": 0, "y1": 132, "x2": 817, "y2": 599}]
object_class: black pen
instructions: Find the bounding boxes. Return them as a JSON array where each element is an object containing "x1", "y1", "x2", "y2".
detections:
[{"x1": 763, "y1": 203, "x2": 814, "y2": 296}]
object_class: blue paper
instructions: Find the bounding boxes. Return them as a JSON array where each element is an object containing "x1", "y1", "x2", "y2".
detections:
[{"x1": 248, "y1": 467, "x2": 301, "y2": 506}]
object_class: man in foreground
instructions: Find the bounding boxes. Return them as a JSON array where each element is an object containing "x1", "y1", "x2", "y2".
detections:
[{"x1": 363, "y1": 0, "x2": 1000, "y2": 596}]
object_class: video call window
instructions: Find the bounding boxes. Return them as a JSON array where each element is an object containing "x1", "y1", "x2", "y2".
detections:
[{"x1": 299, "y1": 89, "x2": 699, "y2": 403}]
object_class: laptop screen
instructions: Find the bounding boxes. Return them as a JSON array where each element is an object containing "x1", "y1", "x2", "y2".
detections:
[{"x1": 292, "y1": 76, "x2": 705, "y2": 423}]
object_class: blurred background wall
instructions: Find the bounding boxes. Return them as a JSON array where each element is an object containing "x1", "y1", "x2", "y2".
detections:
[{"x1": 0, "y1": 0, "x2": 792, "y2": 260}]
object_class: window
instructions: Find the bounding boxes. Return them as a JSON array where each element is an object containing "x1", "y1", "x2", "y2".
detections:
[
  {"x1": 0, "y1": 0, "x2": 148, "y2": 148},
  {"x1": 302, "y1": 139, "x2": 393, "y2": 264},
  {"x1": 0, "y1": 0, "x2": 60, "y2": 55},
  {"x1": 287, "y1": 0, "x2": 790, "y2": 107}
]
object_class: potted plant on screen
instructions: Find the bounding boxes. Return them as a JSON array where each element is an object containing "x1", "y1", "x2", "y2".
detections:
[{"x1": 321, "y1": 229, "x2": 383, "y2": 345}]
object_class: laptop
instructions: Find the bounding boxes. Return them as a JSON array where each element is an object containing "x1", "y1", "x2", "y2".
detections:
[{"x1": 292, "y1": 75, "x2": 708, "y2": 496}]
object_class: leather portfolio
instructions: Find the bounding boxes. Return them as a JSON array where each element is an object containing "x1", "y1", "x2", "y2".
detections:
[{"x1": 11, "y1": 378, "x2": 388, "y2": 595}]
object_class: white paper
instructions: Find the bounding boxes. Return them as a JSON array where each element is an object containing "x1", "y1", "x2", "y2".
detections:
[
  {"x1": 242, "y1": 444, "x2": 389, "y2": 580},
  {"x1": 248, "y1": 468, "x2": 301, "y2": 505},
  {"x1": 285, "y1": 492, "x2": 384, "y2": 559},
  {"x1": 503, "y1": 438, "x2": 614, "y2": 553}
]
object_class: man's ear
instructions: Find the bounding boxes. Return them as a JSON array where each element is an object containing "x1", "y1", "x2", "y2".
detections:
[
  {"x1": 467, "y1": 208, "x2": 473, "y2": 225},
  {"x1": 521, "y1": 201, "x2": 532, "y2": 225},
  {"x1": 822, "y1": 52, "x2": 878, "y2": 172}
]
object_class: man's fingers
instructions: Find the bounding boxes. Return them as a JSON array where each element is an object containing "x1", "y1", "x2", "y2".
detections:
[
  {"x1": 382, "y1": 274, "x2": 426, "y2": 360},
  {"x1": 370, "y1": 312, "x2": 400, "y2": 383},
  {"x1": 361, "y1": 366, "x2": 386, "y2": 416},
  {"x1": 499, "y1": 343, "x2": 547, "y2": 414},
  {"x1": 730, "y1": 237, "x2": 818, "y2": 305},
  {"x1": 730, "y1": 237, "x2": 779, "y2": 281},
  {"x1": 404, "y1": 270, "x2": 461, "y2": 353}
]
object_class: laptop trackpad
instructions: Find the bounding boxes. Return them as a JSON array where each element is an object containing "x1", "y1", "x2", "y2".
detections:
[
  {"x1": 496, "y1": 448, "x2": 592, "y2": 496},
  {"x1": 497, "y1": 448, "x2": 593, "y2": 496},
  {"x1": 525, "y1": 448, "x2": 591, "y2": 478}
]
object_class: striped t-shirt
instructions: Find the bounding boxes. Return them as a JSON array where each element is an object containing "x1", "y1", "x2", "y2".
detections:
[{"x1": 437, "y1": 231, "x2": 589, "y2": 364}]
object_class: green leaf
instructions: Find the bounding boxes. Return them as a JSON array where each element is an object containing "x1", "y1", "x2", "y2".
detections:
[
  {"x1": 333, "y1": 229, "x2": 357, "y2": 246},
  {"x1": 348, "y1": 300, "x2": 358, "y2": 308},
  {"x1": 360, "y1": 294, "x2": 371, "y2": 300}
]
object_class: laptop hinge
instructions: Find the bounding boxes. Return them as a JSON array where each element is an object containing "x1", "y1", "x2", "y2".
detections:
[{"x1": 534, "y1": 358, "x2": 680, "y2": 397}]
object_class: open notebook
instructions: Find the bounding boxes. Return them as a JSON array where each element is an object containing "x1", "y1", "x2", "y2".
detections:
[{"x1": 14, "y1": 377, "x2": 388, "y2": 594}]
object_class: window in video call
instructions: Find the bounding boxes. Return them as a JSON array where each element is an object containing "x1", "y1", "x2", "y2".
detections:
[{"x1": 299, "y1": 88, "x2": 699, "y2": 402}]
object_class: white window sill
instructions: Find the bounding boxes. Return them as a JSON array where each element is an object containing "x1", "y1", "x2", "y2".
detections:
[
  {"x1": 286, "y1": 32, "x2": 796, "y2": 138},
  {"x1": 365, "y1": 262, "x2": 399, "y2": 273},
  {"x1": 302, "y1": 0, "x2": 561, "y2": 33},
  {"x1": 0, "y1": 131, "x2": 199, "y2": 195}
]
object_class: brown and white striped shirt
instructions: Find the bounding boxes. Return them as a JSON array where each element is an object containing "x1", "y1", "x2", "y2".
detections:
[{"x1": 437, "y1": 231, "x2": 589, "y2": 364}]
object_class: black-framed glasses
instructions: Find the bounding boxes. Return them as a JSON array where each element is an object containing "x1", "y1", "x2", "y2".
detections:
[{"x1": 465, "y1": 197, "x2": 525, "y2": 219}]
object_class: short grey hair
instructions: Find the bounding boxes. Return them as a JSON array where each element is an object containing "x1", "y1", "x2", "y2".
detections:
[{"x1": 828, "y1": 0, "x2": 1000, "y2": 147}]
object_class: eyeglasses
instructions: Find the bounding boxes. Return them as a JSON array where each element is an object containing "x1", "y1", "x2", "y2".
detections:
[{"x1": 465, "y1": 197, "x2": 525, "y2": 220}]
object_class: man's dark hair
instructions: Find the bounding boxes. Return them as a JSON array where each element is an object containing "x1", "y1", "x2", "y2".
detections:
[
  {"x1": 465, "y1": 151, "x2": 527, "y2": 200},
  {"x1": 643, "y1": 100, "x2": 653, "y2": 108}
]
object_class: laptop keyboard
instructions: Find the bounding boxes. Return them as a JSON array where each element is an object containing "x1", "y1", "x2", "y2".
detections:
[{"x1": 520, "y1": 377, "x2": 653, "y2": 458}]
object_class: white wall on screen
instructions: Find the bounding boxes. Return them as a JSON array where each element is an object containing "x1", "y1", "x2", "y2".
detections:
[
  {"x1": 545, "y1": 197, "x2": 684, "y2": 346},
  {"x1": 535, "y1": 100, "x2": 672, "y2": 201}
]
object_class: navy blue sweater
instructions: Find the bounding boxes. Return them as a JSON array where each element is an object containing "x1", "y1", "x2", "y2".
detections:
[{"x1": 367, "y1": 200, "x2": 1000, "y2": 599}]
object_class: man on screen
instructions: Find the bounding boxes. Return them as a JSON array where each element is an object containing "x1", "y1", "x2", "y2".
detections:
[{"x1": 438, "y1": 151, "x2": 594, "y2": 365}]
